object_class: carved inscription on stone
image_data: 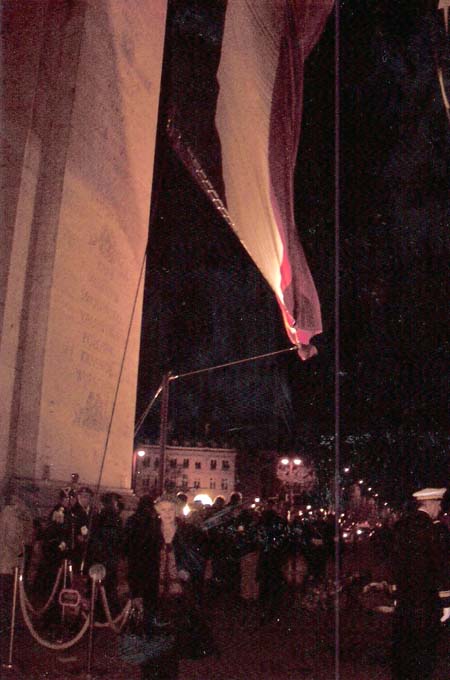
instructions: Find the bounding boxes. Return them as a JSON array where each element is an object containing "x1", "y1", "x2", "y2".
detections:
[{"x1": 74, "y1": 391, "x2": 108, "y2": 432}]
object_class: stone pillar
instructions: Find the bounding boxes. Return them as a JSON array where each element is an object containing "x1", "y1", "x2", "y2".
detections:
[{"x1": 0, "y1": 1, "x2": 167, "y2": 494}]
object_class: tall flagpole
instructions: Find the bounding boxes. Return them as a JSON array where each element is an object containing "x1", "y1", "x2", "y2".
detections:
[{"x1": 158, "y1": 372, "x2": 171, "y2": 495}]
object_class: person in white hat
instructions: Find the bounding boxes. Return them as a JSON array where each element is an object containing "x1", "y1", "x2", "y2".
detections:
[{"x1": 391, "y1": 487, "x2": 450, "y2": 680}]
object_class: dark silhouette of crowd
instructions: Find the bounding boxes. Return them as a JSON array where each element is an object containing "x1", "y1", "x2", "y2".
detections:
[
  {"x1": 2, "y1": 484, "x2": 448, "y2": 680},
  {"x1": 23, "y1": 487, "x2": 342, "y2": 619}
]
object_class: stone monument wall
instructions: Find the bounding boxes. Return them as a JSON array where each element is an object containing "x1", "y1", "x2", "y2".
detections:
[{"x1": 0, "y1": 1, "x2": 167, "y2": 496}]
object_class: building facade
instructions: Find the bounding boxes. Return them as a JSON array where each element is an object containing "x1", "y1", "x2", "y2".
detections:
[{"x1": 134, "y1": 442, "x2": 237, "y2": 503}]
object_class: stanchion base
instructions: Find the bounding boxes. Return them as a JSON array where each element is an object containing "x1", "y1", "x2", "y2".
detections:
[
  {"x1": 1, "y1": 663, "x2": 19, "y2": 672},
  {"x1": 84, "y1": 669, "x2": 108, "y2": 679}
]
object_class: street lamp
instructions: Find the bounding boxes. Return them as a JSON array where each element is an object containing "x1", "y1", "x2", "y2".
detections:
[
  {"x1": 278, "y1": 457, "x2": 304, "y2": 509},
  {"x1": 132, "y1": 449, "x2": 146, "y2": 492}
]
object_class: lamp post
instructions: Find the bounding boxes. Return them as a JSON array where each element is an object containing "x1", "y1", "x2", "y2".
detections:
[
  {"x1": 132, "y1": 448, "x2": 146, "y2": 493},
  {"x1": 278, "y1": 457, "x2": 303, "y2": 511},
  {"x1": 158, "y1": 372, "x2": 171, "y2": 495}
]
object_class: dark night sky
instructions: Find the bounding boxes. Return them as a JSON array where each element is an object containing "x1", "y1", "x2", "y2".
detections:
[{"x1": 135, "y1": 2, "x2": 449, "y2": 503}]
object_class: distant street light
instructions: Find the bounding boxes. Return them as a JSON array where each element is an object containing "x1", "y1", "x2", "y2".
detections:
[
  {"x1": 132, "y1": 449, "x2": 147, "y2": 492},
  {"x1": 277, "y1": 456, "x2": 306, "y2": 508}
]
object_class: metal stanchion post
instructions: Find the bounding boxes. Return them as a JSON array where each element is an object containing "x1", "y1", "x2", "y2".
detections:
[
  {"x1": 85, "y1": 581, "x2": 96, "y2": 680},
  {"x1": 68, "y1": 560, "x2": 73, "y2": 587},
  {"x1": 85, "y1": 564, "x2": 106, "y2": 680},
  {"x1": 61, "y1": 559, "x2": 68, "y2": 625},
  {"x1": 2, "y1": 566, "x2": 19, "y2": 671}
]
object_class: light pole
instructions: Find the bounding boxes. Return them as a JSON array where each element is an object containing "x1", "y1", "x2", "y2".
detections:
[
  {"x1": 158, "y1": 372, "x2": 171, "y2": 495},
  {"x1": 135, "y1": 348, "x2": 301, "y2": 498},
  {"x1": 278, "y1": 457, "x2": 303, "y2": 510},
  {"x1": 132, "y1": 448, "x2": 146, "y2": 493}
]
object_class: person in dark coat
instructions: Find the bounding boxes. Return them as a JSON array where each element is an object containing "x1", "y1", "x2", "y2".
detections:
[
  {"x1": 70, "y1": 486, "x2": 95, "y2": 574},
  {"x1": 32, "y1": 489, "x2": 73, "y2": 626},
  {"x1": 123, "y1": 494, "x2": 159, "y2": 605},
  {"x1": 89, "y1": 492, "x2": 124, "y2": 617},
  {"x1": 127, "y1": 493, "x2": 213, "y2": 680},
  {"x1": 302, "y1": 517, "x2": 330, "y2": 585},
  {"x1": 34, "y1": 489, "x2": 72, "y2": 597},
  {"x1": 213, "y1": 493, "x2": 243, "y2": 599},
  {"x1": 206, "y1": 496, "x2": 231, "y2": 594},
  {"x1": 256, "y1": 502, "x2": 289, "y2": 623},
  {"x1": 391, "y1": 487, "x2": 450, "y2": 680}
]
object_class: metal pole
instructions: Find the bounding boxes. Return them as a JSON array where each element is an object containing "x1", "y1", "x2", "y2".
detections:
[
  {"x1": 158, "y1": 372, "x2": 170, "y2": 495},
  {"x1": 61, "y1": 558, "x2": 68, "y2": 624},
  {"x1": 68, "y1": 560, "x2": 73, "y2": 587},
  {"x1": 85, "y1": 579, "x2": 96, "y2": 680},
  {"x1": 131, "y1": 450, "x2": 137, "y2": 492},
  {"x1": 2, "y1": 566, "x2": 19, "y2": 670}
]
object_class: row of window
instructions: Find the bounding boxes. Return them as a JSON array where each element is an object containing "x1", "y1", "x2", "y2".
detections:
[
  {"x1": 142, "y1": 457, "x2": 231, "y2": 471},
  {"x1": 189, "y1": 479, "x2": 229, "y2": 490},
  {"x1": 140, "y1": 478, "x2": 229, "y2": 490}
]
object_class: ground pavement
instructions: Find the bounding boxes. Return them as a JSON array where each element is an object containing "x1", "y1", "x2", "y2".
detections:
[
  {"x1": 1, "y1": 585, "x2": 449, "y2": 680},
  {"x1": 2, "y1": 543, "x2": 449, "y2": 680}
]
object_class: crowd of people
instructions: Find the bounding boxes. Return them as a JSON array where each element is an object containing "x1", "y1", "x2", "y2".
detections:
[
  {"x1": 0, "y1": 484, "x2": 448, "y2": 680},
  {"x1": 0, "y1": 485, "x2": 339, "y2": 678}
]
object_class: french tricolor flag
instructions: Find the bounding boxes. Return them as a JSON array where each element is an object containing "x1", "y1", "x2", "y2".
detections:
[{"x1": 167, "y1": 1, "x2": 333, "y2": 359}]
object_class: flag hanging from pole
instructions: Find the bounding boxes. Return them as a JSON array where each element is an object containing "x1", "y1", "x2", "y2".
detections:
[{"x1": 167, "y1": 1, "x2": 333, "y2": 359}]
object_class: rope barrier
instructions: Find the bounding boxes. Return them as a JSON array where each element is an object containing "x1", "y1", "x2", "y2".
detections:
[
  {"x1": 96, "y1": 587, "x2": 131, "y2": 632},
  {"x1": 19, "y1": 577, "x2": 91, "y2": 650},
  {"x1": 79, "y1": 587, "x2": 132, "y2": 631},
  {"x1": 20, "y1": 566, "x2": 63, "y2": 617},
  {"x1": 19, "y1": 567, "x2": 131, "y2": 652}
]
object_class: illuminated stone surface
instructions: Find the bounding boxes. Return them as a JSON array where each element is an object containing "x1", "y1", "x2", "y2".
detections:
[{"x1": 0, "y1": 1, "x2": 167, "y2": 492}]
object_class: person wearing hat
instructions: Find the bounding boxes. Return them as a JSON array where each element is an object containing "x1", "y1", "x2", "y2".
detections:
[
  {"x1": 391, "y1": 487, "x2": 450, "y2": 680},
  {"x1": 33, "y1": 488, "x2": 73, "y2": 598},
  {"x1": 70, "y1": 486, "x2": 95, "y2": 574}
]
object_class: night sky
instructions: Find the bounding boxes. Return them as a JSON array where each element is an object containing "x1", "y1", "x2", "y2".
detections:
[{"x1": 135, "y1": 2, "x2": 449, "y2": 504}]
